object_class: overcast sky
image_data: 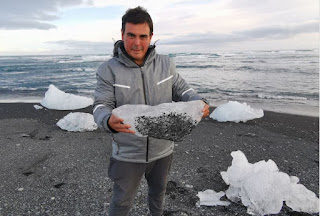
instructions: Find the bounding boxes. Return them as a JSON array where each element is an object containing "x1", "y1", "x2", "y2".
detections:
[{"x1": 0, "y1": 0, "x2": 318, "y2": 55}]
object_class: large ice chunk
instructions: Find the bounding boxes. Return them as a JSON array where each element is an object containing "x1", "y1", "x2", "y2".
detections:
[
  {"x1": 221, "y1": 150, "x2": 319, "y2": 215},
  {"x1": 40, "y1": 84, "x2": 93, "y2": 110},
  {"x1": 112, "y1": 100, "x2": 204, "y2": 141},
  {"x1": 210, "y1": 101, "x2": 263, "y2": 123},
  {"x1": 57, "y1": 112, "x2": 97, "y2": 132}
]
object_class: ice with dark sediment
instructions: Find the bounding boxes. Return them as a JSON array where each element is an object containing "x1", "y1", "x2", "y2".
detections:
[{"x1": 112, "y1": 100, "x2": 204, "y2": 141}]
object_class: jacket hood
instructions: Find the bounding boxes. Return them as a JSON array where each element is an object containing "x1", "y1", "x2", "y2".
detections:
[{"x1": 113, "y1": 40, "x2": 156, "y2": 67}]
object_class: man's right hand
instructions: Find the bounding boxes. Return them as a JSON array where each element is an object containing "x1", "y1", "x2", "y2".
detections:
[{"x1": 108, "y1": 114, "x2": 135, "y2": 134}]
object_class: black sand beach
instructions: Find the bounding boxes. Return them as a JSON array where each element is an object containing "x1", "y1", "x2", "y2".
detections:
[{"x1": 0, "y1": 103, "x2": 318, "y2": 216}]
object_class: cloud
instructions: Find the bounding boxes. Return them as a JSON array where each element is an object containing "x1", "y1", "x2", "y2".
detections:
[
  {"x1": 159, "y1": 20, "x2": 318, "y2": 46},
  {"x1": 0, "y1": 0, "x2": 92, "y2": 30}
]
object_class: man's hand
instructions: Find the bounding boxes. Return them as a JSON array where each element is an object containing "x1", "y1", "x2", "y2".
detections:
[
  {"x1": 202, "y1": 103, "x2": 210, "y2": 118},
  {"x1": 108, "y1": 114, "x2": 135, "y2": 134}
]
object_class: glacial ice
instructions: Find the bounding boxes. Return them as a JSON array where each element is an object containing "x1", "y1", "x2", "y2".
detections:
[
  {"x1": 210, "y1": 101, "x2": 263, "y2": 123},
  {"x1": 33, "y1": 104, "x2": 43, "y2": 110},
  {"x1": 57, "y1": 112, "x2": 97, "y2": 132},
  {"x1": 220, "y1": 150, "x2": 319, "y2": 215},
  {"x1": 40, "y1": 84, "x2": 93, "y2": 110},
  {"x1": 112, "y1": 100, "x2": 204, "y2": 141},
  {"x1": 197, "y1": 190, "x2": 230, "y2": 206}
]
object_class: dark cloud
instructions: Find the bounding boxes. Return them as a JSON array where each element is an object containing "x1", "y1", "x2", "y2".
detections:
[
  {"x1": 0, "y1": 0, "x2": 91, "y2": 30},
  {"x1": 159, "y1": 21, "x2": 318, "y2": 46}
]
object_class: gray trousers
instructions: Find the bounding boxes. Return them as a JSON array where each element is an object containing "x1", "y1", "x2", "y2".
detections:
[{"x1": 108, "y1": 154, "x2": 173, "y2": 216}]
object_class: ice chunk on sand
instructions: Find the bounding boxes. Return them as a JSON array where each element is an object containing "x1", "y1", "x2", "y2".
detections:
[
  {"x1": 33, "y1": 105, "x2": 43, "y2": 110},
  {"x1": 210, "y1": 101, "x2": 263, "y2": 123},
  {"x1": 197, "y1": 190, "x2": 230, "y2": 206},
  {"x1": 221, "y1": 150, "x2": 319, "y2": 215},
  {"x1": 112, "y1": 100, "x2": 204, "y2": 142},
  {"x1": 57, "y1": 112, "x2": 97, "y2": 132},
  {"x1": 40, "y1": 84, "x2": 93, "y2": 110}
]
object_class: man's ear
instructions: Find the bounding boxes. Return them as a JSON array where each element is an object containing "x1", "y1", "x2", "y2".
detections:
[{"x1": 121, "y1": 29, "x2": 124, "y2": 40}]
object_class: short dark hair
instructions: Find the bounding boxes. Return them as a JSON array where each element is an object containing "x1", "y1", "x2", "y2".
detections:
[{"x1": 121, "y1": 6, "x2": 153, "y2": 35}]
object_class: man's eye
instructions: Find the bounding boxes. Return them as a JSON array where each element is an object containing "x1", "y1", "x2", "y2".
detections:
[
  {"x1": 128, "y1": 34, "x2": 135, "y2": 38},
  {"x1": 140, "y1": 35, "x2": 148, "y2": 39}
]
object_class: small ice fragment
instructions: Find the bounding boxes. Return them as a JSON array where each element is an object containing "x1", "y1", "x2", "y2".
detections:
[
  {"x1": 197, "y1": 189, "x2": 230, "y2": 206},
  {"x1": 185, "y1": 184, "x2": 193, "y2": 189},
  {"x1": 17, "y1": 188, "x2": 24, "y2": 191},
  {"x1": 33, "y1": 105, "x2": 43, "y2": 110}
]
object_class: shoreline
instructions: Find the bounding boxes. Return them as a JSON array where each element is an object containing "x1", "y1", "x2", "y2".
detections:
[
  {"x1": 0, "y1": 101, "x2": 319, "y2": 117},
  {"x1": 0, "y1": 103, "x2": 318, "y2": 215},
  {"x1": 0, "y1": 99, "x2": 318, "y2": 118}
]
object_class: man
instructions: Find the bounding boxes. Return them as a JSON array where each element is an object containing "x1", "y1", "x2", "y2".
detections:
[{"x1": 93, "y1": 6, "x2": 210, "y2": 216}]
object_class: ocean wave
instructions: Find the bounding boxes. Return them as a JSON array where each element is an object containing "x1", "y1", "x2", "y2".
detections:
[
  {"x1": 295, "y1": 49, "x2": 316, "y2": 52},
  {"x1": 236, "y1": 66, "x2": 255, "y2": 71},
  {"x1": 57, "y1": 60, "x2": 84, "y2": 64},
  {"x1": 168, "y1": 53, "x2": 220, "y2": 58},
  {"x1": 220, "y1": 53, "x2": 237, "y2": 57},
  {"x1": 257, "y1": 94, "x2": 308, "y2": 101},
  {"x1": 12, "y1": 87, "x2": 40, "y2": 91},
  {"x1": 176, "y1": 65, "x2": 223, "y2": 69},
  {"x1": 81, "y1": 55, "x2": 111, "y2": 62},
  {"x1": 4, "y1": 71, "x2": 29, "y2": 75}
]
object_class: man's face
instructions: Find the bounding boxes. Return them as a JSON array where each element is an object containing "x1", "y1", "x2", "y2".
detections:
[{"x1": 122, "y1": 22, "x2": 153, "y2": 65}]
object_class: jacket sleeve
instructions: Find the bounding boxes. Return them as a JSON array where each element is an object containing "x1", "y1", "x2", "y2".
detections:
[
  {"x1": 170, "y1": 58, "x2": 208, "y2": 103},
  {"x1": 93, "y1": 62, "x2": 117, "y2": 132}
]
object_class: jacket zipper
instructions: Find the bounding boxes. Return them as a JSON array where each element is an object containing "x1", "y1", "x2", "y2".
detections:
[
  {"x1": 140, "y1": 67, "x2": 149, "y2": 162},
  {"x1": 140, "y1": 68, "x2": 149, "y2": 162}
]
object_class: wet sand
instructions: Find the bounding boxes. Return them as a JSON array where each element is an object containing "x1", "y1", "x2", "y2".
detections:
[{"x1": 0, "y1": 103, "x2": 318, "y2": 215}]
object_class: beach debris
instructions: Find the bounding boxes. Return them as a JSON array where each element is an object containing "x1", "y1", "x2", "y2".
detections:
[
  {"x1": 210, "y1": 101, "x2": 263, "y2": 123},
  {"x1": 40, "y1": 84, "x2": 93, "y2": 110},
  {"x1": 33, "y1": 104, "x2": 43, "y2": 110},
  {"x1": 112, "y1": 100, "x2": 204, "y2": 141},
  {"x1": 220, "y1": 150, "x2": 319, "y2": 215},
  {"x1": 20, "y1": 129, "x2": 39, "y2": 138},
  {"x1": 197, "y1": 190, "x2": 230, "y2": 207},
  {"x1": 57, "y1": 112, "x2": 97, "y2": 132}
]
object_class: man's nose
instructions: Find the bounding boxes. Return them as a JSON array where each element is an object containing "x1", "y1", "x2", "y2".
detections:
[{"x1": 133, "y1": 37, "x2": 141, "y2": 45}]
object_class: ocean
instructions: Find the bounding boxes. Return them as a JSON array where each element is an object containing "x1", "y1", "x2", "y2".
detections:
[{"x1": 0, "y1": 49, "x2": 318, "y2": 117}]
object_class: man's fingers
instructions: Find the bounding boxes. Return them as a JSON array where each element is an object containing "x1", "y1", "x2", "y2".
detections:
[
  {"x1": 114, "y1": 124, "x2": 135, "y2": 134},
  {"x1": 202, "y1": 104, "x2": 210, "y2": 118},
  {"x1": 117, "y1": 128, "x2": 135, "y2": 134}
]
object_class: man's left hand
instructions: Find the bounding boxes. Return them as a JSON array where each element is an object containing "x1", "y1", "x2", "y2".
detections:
[{"x1": 202, "y1": 103, "x2": 210, "y2": 118}]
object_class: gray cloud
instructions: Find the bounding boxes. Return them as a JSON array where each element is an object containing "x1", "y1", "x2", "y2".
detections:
[
  {"x1": 0, "y1": 0, "x2": 91, "y2": 30},
  {"x1": 159, "y1": 21, "x2": 318, "y2": 45}
]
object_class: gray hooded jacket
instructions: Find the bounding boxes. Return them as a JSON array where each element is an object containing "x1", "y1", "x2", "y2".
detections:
[{"x1": 93, "y1": 41, "x2": 205, "y2": 163}]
